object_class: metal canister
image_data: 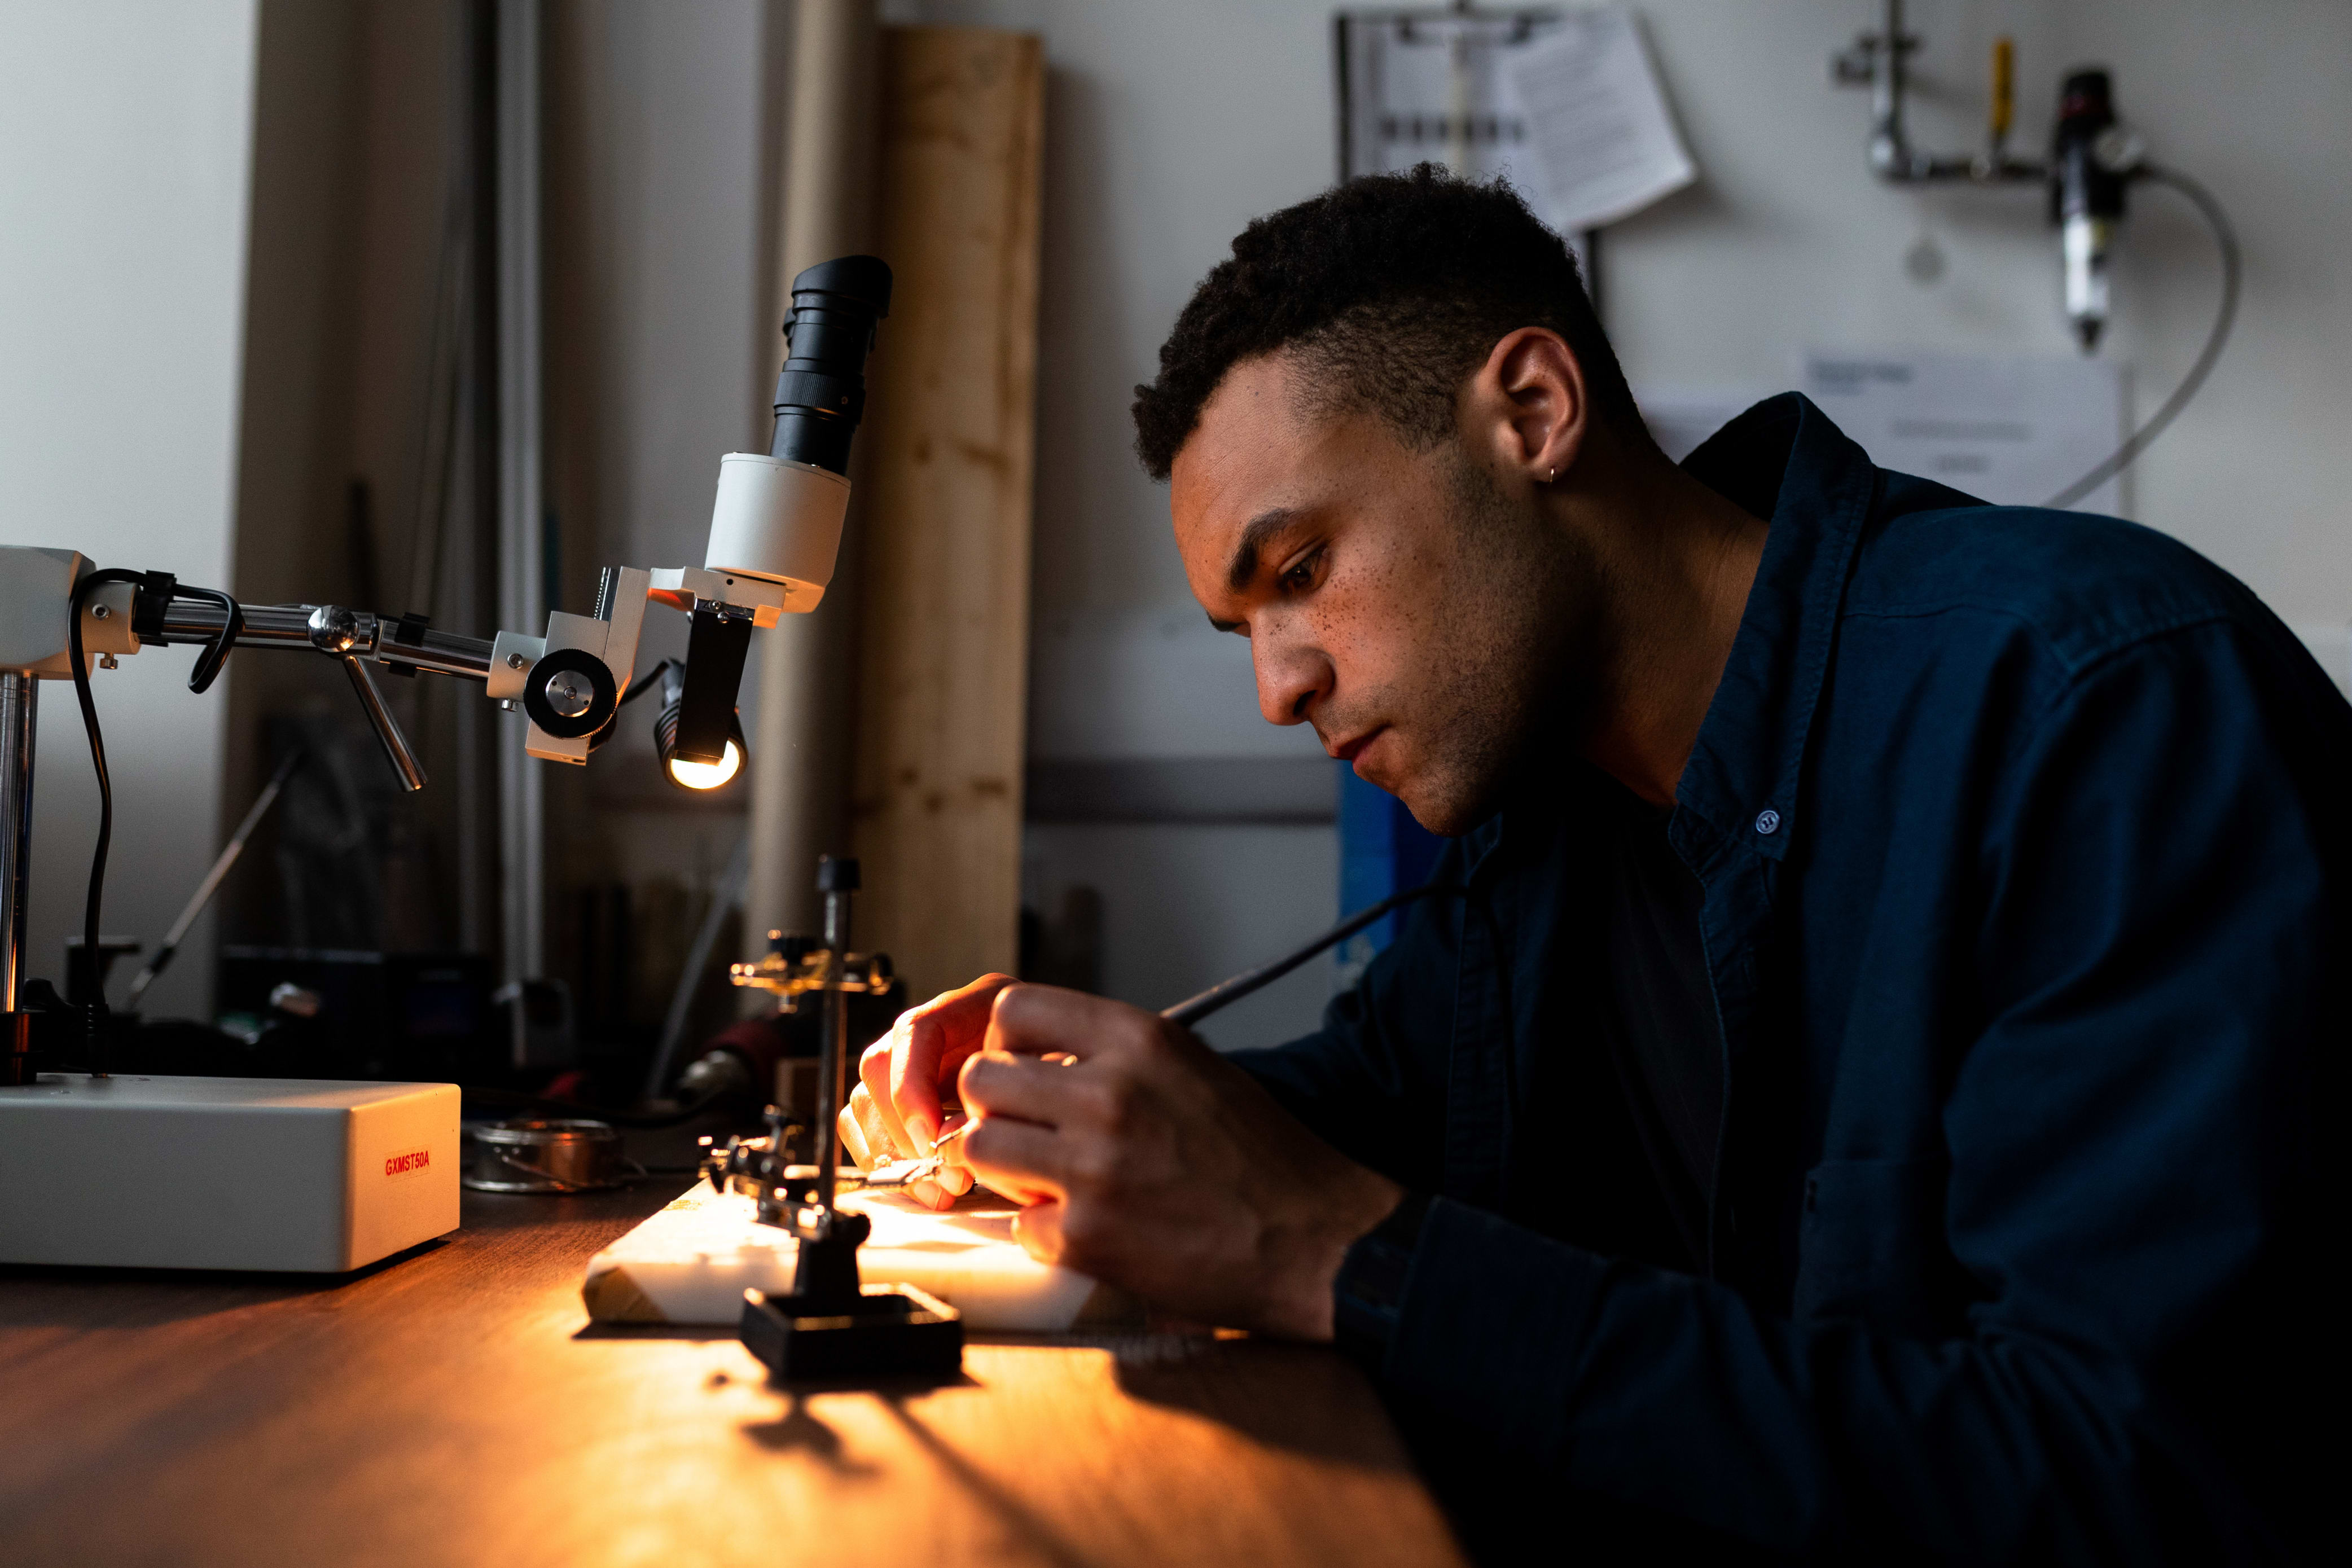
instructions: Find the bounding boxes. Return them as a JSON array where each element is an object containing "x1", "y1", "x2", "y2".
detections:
[{"x1": 462, "y1": 1117, "x2": 634, "y2": 1193}]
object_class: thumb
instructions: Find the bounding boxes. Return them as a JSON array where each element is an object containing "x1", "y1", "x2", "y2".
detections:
[{"x1": 1009, "y1": 1199, "x2": 1066, "y2": 1265}]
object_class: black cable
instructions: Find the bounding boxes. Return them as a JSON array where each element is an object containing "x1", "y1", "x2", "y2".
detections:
[
  {"x1": 620, "y1": 657, "x2": 677, "y2": 709},
  {"x1": 65, "y1": 569, "x2": 147, "y2": 1075},
  {"x1": 2045, "y1": 165, "x2": 2241, "y2": 510},
  {"x1": 177, "y1": 585, "x2": 243, "y2": 695},
  {"x1": 1160, "y1": 882, "x2": 1467, "y2": 1027}
]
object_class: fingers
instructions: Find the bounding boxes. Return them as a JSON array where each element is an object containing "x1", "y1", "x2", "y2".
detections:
[
  {"x1": 858, "y1": 1036, "x2": 920, "y2": 1157},
  {"x1": 890, "y1": 973, "x2": 1018, "y2": 1145},
  {"x1": 1010, "y1": 1199, "x2": 1065, "y2": 1264},
  {"x1": 898, "y1": 1155, "x2": 976, "y2": 1211},
  {"x1": 986, "y1": 982, "x2": 1164, "y2": 1064},
  {"x1": 958, "y1": 1046, "x2": 1109, "y2": 1138},
  {"x1": 855, "y1": 1078, "x2": 909, "y2": 1167},
  {"x1": 955, "y1": 1106, "x2": 1066, "y2": 1207},
  {"x1": 902, "y1": 1173, "x2": 959, "y2": 1210},
  {"x1": 837, "y1": 1103, "x2": 874, "y2": 1171}
]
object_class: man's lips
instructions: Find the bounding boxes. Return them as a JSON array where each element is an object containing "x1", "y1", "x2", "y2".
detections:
[{"x1": 1325, "y1": 726, "x2": 1385, "y2": 765}]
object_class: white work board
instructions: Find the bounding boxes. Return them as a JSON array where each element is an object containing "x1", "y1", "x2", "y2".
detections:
[{"x1": 582, "y1": 1182, "x2": 1138, "y2": 1332}]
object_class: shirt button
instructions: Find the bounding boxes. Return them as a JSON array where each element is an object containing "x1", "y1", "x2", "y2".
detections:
[{"x1": 1754, "y1": 809, "x2": 1781, "y2": 836}]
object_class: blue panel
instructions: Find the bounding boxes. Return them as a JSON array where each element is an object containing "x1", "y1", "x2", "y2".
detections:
[{"x1": 1336, "y1": 761, "x2": 1445, "y2": 977}]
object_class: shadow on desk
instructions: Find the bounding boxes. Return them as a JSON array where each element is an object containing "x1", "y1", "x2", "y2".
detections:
[
  {"x1": 583, "y1": 1311, "x2": 1398, "y2": 1471},
  {"x1": 0, "y1": 1235, "x2": 454, "y2": 1329},
  {"x1": 2, "y1": 1183, "x2": 1467, "y2": 1568}
]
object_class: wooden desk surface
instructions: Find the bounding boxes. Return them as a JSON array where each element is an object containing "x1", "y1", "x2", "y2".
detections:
[{"x1": 1, "y1": 1183, "x2": 1465, "y2": 1568}]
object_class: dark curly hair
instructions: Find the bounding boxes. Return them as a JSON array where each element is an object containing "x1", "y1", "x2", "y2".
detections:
[{"x1": 1131, "y1": 165, "x2": 1645, "y2": 481}]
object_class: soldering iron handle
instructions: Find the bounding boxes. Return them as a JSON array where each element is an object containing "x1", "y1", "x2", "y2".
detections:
[{"x1": 1159, "y1": 883, "x2": 1462, "y2": 1029}]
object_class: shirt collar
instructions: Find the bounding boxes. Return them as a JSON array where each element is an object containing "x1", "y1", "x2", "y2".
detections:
[{"x1": 1670, "y1": 393, "x2": 1879, "y2": 862}]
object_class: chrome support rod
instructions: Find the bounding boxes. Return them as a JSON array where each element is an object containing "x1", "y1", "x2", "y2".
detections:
[
  {"x1": 2, "y1": 672, "x2": 35, "y2": 1084},
  {"x1": 498, "y1": 0, "x2": 549, "y2": 985},
  {"x1": 151, "y1": 601, "x2": 495, "y2": 683},
  {"x1": 160, "y1": 600, "x2": 322, "y2": 648},
  {"x1": 816, "y1": 876, "x2": 853, "y2": 1219},
  {"x1": 341, "y1": 657, "x2": 428, "y2": 793},
  {"x1": 2, "y1": 672, "x2": 34, "y2": 1013}
]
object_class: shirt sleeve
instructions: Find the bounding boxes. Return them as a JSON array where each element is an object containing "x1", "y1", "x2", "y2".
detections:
[{"x1": 1372, "y1": 621, "x2": 2336, "y2": 1562}]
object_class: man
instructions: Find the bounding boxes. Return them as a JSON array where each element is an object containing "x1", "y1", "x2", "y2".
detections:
[{"x1": 840, "y1": 168, "x2": 2333, "y2": 1560}]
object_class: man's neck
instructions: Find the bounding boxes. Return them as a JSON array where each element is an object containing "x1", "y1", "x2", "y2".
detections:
[{"x1": 1576, "y1": 454, "x2": 1771, "y2": 807}]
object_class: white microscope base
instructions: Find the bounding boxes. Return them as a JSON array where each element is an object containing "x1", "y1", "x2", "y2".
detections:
[{"x1": 0, "y1": 1073, "x2": 459, "y2": 1272}]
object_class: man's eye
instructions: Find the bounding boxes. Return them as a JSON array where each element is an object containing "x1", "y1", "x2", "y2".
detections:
[{"x1": 1278, "y1": 550, "x2": 1320, "y2": 593}]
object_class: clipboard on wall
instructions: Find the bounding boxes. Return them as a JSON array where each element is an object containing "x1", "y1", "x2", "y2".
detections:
[{"x1": 1333, "y1": 4, "x2": 1698, "y2": 313}]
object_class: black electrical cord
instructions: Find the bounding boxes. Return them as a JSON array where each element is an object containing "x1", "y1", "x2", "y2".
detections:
[
  {"x1": 2044, "y1": 165, "x2": 2241, "y2": 510},
  {"x1": 620, "y1": 657, "x2": 677, "y2": 708},
  {"x1": 1160, "y1": 882, "x2": 1468, "y2": 1027},
  {"x1": 65, "y1": 569, "x2": 146, "y2": 1074},
  {"x1": 65, "y1": 571, "x2": 249, "y2": 1073},
  {"x1": 177, "y1": 586, "x2": 243, "y2": 694}
]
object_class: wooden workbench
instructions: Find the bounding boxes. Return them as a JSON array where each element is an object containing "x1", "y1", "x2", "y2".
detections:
[{"x1": 0, "y1": 1184, "x2": 1466, "y2": 1567}]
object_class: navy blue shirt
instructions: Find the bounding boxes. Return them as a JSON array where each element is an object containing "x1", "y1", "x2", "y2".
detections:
[
  {"x1": 1236, "y1": 395, "x2": 2338, "y2": 1562},
  {"x1": 1597, "y1": 774, "x2": 1722, "y2": 1267}
]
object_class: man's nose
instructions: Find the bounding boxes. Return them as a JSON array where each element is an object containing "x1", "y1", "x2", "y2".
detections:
[{"x1": 1253, "y1": 633, "x2": 1328, "y2": 727}]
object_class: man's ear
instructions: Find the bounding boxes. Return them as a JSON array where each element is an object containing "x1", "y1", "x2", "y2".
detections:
[{"x1": 1466, "y1": 327, "x2": 1590, "y2": 485}]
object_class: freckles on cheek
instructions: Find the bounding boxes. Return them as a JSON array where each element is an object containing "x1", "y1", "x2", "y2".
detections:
[{"x1": 1313, "y1": 557, "x2": 1418, "y2": 686}]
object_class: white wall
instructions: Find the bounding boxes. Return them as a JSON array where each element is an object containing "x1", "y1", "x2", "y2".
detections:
[
  {"x1": 1612, "y1": 0, "x2": 2350, "y2": 638},
  {"x1": 874, "y1": 0, "x2": 2350, "y2": 1042},
  {"x1": 0, "y1": 0, "x2": 260, "y2": 1018},
  {"x1": 475, "y1": 2, "x2": 2350, "y2": 1045},
  {"x1": 545, "y1": 0, "x2": 774, "y2": 859},
  {"x1": 893, "y1": 0, "x2": 2348, "y2": 663}
]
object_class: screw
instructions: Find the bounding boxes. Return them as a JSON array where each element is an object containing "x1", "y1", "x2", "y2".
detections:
[
  {"x1": 98, "y1": 653, "x2": 119, "y2": 670},
  {"x1": 91, "y1": 603, "x2": 110, "y2": 620},
  {"x1": 506, "y1": 652, "x2": 526, "y2": 669}
]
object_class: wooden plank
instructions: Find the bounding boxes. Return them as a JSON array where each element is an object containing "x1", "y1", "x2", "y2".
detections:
[
  {"x1": 849, "y1": 28, "x2": 1045, "y2": 997},
  {"x1": 0, "y1": 1188, "x2": 1467, "y2": 1567}
]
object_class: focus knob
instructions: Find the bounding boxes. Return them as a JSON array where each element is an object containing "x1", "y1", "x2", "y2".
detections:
[{"x1": 521, "y1": 647, "x2": 617, "y2": 739}]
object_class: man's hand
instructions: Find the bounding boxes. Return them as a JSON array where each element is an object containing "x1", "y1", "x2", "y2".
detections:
[
  {"x1": 951, "y1": 985, "x2": 1403, "y2": 1341},
  {"x1": 840, "y1": 973, "x2": 1017, "y2": 1209}
]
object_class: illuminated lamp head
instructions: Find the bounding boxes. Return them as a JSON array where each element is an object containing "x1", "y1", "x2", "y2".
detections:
[{"x1": 653, "y1": 665, "x2": 748, "y2": 791}]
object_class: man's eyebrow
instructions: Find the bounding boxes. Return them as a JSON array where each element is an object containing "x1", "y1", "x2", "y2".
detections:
[{"x1": 1225, "y1": 507, "x2": 1301, "y2": 594}]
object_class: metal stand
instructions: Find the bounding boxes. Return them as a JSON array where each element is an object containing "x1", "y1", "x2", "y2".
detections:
[
  {"x1": 2, "y1": 672, "x2": 34, "y2": 1086},
  {"x1": 713, "y1": 854, "x2": 962, "y2": 1381}
]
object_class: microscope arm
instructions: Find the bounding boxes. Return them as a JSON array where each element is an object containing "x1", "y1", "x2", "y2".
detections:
[
  {"x1": 134, "y1": 599, "x2": 500, "y2": 793},
  {"x1": 140, "y1": 600, "x2": 495, "y2": 681},
  {"x1": 133, "y1": 570, "x2": 657, "y2": 778}
]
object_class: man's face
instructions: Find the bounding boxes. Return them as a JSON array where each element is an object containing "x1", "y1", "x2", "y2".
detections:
[{"x1": 1171, "y1": 352, "x2": 1594, "y2": 834}]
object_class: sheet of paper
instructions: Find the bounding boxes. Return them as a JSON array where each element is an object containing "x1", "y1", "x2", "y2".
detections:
[
  {"x1": 1801, "y1": 351, "x2": 2128, "y2": 515},
  {"x1": 1338, "y1": 6, "x2": 1694, "y2": 245},
  {"x1": 1508, "y1": 7, "x2": 1696, "y2": 232}
]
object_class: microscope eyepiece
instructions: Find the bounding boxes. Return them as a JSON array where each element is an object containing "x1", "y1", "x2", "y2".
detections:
[{"x1": 770, "y1": 255, "x2": 894, "y2": 476}]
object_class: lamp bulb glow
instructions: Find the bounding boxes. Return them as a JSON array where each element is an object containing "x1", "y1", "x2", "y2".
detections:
[{"x1": 665, "y1": 739, "x2": 743, "y2": 790}]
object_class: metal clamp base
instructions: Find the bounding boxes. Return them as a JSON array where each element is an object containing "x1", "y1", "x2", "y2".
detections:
[{"x1": 738, "y1": 1283, "x2": 964, "y2": 1382}]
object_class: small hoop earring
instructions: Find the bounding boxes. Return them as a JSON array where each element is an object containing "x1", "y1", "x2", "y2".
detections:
[{"x1": 1547, "y1": 465, "x2": 1558, "y2": 483}]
